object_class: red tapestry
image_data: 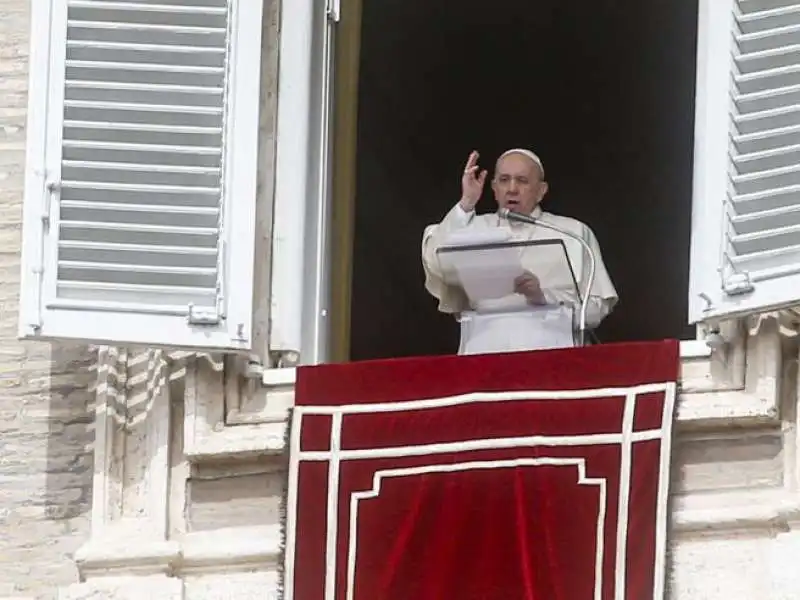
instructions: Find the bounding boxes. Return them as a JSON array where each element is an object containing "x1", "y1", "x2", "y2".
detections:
[{"x1": 283, "y1": 340, "x2": 679, "y2": 600}]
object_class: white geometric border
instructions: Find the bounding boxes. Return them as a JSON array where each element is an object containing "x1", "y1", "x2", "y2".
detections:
[
  {"x1": 284, "y1": 381, "x2": 678, "y2": 600},
  {"x1": 346, "y1": 459, "x2": 608, "y2": 600}
]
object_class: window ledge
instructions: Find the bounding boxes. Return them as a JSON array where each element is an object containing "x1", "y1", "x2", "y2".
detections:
[
  {"x1": 679, "y1": 339, "x2": 712, "y2": 359},
  {"x1": 186, "y1": 334, "x2": 778, "y2": 461},
  {"x1": 262, "y1": 366, "x2": 296, "y2": 387},
  {"x1": 672, "y1": 489, "x2": 800, "y2": 534},
  {"x1": 263, "y1": 340, "x2": 712, "y2": 389},
  {"x1": 73, "y1": 526, "x2": 281, "y2": 579}
]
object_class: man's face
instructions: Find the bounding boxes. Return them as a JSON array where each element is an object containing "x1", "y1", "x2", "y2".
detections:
[{"x1": 491, "y1": 153, "x2": 548, "y2": 214}]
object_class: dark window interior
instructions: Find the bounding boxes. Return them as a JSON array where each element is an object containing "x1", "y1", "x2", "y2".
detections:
[{"x1": 349, "y1": 0, "x2": 699, "y2": 361}]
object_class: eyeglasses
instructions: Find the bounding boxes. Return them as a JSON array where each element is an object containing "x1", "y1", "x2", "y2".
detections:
[{"x1": 494, "y1": 174, "x2": 537, "y2": 187}]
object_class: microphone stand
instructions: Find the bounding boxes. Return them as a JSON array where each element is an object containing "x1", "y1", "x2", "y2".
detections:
[{"x1": 497, "y1": 208, "x2": 596, "y2": 346}]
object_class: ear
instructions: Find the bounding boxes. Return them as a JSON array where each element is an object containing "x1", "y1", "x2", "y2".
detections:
[{"x1": 538, "y1": 181, "x2": 549, "y2": 201}]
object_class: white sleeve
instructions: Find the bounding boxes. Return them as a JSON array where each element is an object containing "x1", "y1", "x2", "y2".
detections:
[
  {"x1": 541, "y1": 289, "x2": 614, "y2": 329},
  {"x1": 420, "y1": 203, "x2": 476, "y2": 314},
  {"x1": 541, "y1": 223, "x2": 618, "y2": 329}
]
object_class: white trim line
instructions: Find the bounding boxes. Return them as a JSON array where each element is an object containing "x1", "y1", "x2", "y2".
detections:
[
  {"x1": 345, "y1": 459, "x2": 608, "y2": 600},
  {"x1": 295, "y1": 383, "x2": 671, "y2": 416},
  {"x1": 614, "y1": 392, "x2": 636, "y2": 600},
  {"x1": 324, "y1": 413, "x2": 343, "y2": 600},
  {"x1": 299, "y1": 429, "x2": 664, "y2": 462},
  {"x1": 283, "y1": 407, "x2": 306, "y2": 600}
]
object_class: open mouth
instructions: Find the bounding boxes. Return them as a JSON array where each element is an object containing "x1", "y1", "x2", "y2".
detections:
[{"x1": 506, "y1": 199, "x2": 521, "y2": 208}]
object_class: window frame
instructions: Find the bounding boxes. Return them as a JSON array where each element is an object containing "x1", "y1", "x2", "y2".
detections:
[
  {"x1": 272, "y1": 0, "x2": 724, "y2": 367},
  {"x1": 688, "y1": 0, "x2": 737, "y2": 326},
  {"x1": 269, "y1": 0, "x2": 319, "y2": 362}
]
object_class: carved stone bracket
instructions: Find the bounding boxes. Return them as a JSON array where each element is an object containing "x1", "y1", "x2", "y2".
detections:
[
  {"x1": 677, "y1": 315, "x2": 783, "y2": 428},
  {"x1": 671, "y1": 313, "x2": 800, "y2": 536},
  {"x1": 183, "y1": 355, "x2": 292, "y2": 461},
  {"x1": 225, "y1": 355, "x2": 295, "y2": 425}
]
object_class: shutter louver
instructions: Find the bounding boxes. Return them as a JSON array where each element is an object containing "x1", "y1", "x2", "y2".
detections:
[
  {"x1": 728, "y1": 0, "x2": 800, "y2": 284},
  {"x1": 19, "y1": 0, "x2": 262, "y2": 350},
  {"x1": 59, "y1": 0, "x2": 227, "y2": 315},
  {"x1": 690, "y1": 0, "x2": 800, "y2": 322}
]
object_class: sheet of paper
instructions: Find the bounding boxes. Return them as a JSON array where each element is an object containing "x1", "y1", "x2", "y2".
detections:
[
  {"x1": 459, "y1": 305, "x2": 576, "y2": 355},
  {"x1": 437, "y1": 228, "x2": 525, "y2": 303}
]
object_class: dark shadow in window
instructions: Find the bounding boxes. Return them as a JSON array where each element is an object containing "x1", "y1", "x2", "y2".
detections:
[{"x1": 350, "y1": 0, "x2": 699, "y2": 361}]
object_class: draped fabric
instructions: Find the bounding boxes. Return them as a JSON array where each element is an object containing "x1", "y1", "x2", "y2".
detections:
[
  {"x1": 94, "y1": 346, "x2": 223, "y2": 430},
  {"x1": 284, "y1": 340, "x2": 679, "y2": 600}
]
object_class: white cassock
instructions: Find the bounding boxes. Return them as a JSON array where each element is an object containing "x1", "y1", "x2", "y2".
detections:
[{"x1": 422, "y1": 203, "x2": 619, "y2": 355}]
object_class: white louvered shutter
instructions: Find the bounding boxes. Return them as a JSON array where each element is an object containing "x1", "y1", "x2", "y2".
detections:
[
  {"x1": 19, "y1": 0, "x2": 262, "y2": 350},
  {"x1": 689, "y1": 0, "x2": 800, "y2": 323}
]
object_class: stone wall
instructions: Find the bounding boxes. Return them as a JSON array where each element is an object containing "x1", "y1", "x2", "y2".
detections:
[
  {"x1": 5, "y1": 0, "x2": 800, "y2": 597},
  {"x1": 0, "y1": 1, "x2": 95, "y2": 597}
]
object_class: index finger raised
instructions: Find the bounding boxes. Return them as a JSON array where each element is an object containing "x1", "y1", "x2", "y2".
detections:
[{"x1": 464, "y1": 150, "x2": 479, "y2": 171}]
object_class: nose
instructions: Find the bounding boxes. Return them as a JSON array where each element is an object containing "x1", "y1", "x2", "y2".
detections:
[{"x1": 507, "y1": 179, "x2": 519, "y2": 194}]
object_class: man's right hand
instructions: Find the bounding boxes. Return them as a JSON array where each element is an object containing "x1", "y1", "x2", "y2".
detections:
[
  {"x1": 459, "y1": 150, "x2": 487, "y2": 212},
  {"x1": 514, "y1": 271, "x2": 546, "y2": 305}
]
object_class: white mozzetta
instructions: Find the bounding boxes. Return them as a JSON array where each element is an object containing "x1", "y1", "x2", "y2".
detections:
[
  {"x1": 689, "y1": 0, "x2": 800, "y2": 323},
  {"x1": 18, "y1": 0, "x2": 263, "y2": 351}
]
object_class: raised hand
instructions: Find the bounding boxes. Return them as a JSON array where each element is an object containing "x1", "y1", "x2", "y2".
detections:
[{"x1": 459, "y1": 150, "x2": 488, "y2": 211}]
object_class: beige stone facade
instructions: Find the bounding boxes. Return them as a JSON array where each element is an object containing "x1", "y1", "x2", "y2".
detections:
[
  {"x1": 0, "y1": 1, "x2": 93, "y2": 596},
  {"x1": 3, "y1": 0, "x2": 800, "y2": 598}
]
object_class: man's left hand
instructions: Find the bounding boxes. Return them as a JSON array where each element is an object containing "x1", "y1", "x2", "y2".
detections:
[{"x1": 514, "y1": 271, "x2": 546, "y2": 305}]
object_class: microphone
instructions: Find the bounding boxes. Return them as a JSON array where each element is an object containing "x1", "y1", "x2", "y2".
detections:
[{"x1": 497, "y1": 208, "x2": 596, "y2": 346}]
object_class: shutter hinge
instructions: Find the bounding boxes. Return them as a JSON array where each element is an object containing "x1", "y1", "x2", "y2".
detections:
[
  {"x1": 702, "y1": 326, "x2": 730, "y2": 357},
  {"x1": 242, "y1": 353, "x2": 264, "y2": 379},
  {"x1": 43, "y1": 179, "x2": 59, "y2": 229},
  {"x1": 187, "y1": 303, "x2": 221, "y2": 326},
  {"x1": 326, "y1": 0, "x2": 340, "y2": 22},
  {"x1": 269, "y1": 349, "x2": 301, "y2": 368},
  {"x1": 722, "y1": 271, "x2": 755, "y2": 296}
]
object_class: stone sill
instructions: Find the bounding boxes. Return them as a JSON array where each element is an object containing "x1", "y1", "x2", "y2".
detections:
[
  {"x1": 74, "y1": 525, "x2": 281, "y2": 579},
  {"x1": 185, "y1": 334, "x2": 781, "y2": 461},
  {"x1": 672, "y1": 489, "x2": 800, "y2": 534}
]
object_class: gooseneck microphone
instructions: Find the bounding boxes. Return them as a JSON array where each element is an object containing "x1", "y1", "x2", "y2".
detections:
[{"x1": 497, "y1": 208, "x2": 596, "y2": 346}]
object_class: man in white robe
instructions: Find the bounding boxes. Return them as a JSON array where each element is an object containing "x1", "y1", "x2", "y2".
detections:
[{"x1": 421, "y1": 148, "x2": 618, "y2": 355}]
